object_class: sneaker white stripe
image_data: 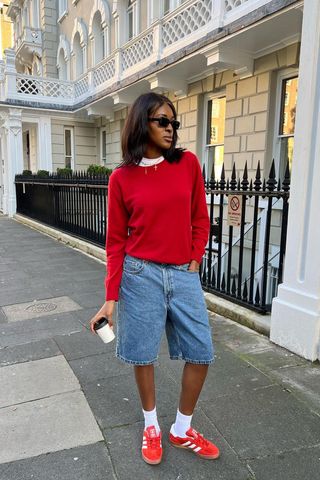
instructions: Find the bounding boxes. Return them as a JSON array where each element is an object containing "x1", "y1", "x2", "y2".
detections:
[
  {"x1": 194, "y1": 446, "x2": 201, "y2": 452},
  {"x1": 142, "y1": 446, "x2": 147, "y2": 449},
  {"x1": 182, "y1": 441, "x2": 191, "y2": 446},
  {"x1": 188, "y1": 443, "x2": 196, "y2": 449}
]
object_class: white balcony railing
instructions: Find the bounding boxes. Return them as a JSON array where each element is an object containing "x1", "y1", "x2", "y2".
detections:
[{"x1": 1, "y1": 0, "x2": 273, "y2": 108}]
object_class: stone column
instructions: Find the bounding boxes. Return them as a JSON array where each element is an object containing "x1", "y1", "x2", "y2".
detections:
[
  {"x1": 0, "y1": 109, "x2": 23, "y2": 216},
  {"x1": 37, "y1": 116, "x2": 52, "y2": 172},
  {"x1": 270, "y1": 2, "x2": 320, "y2": 361}
]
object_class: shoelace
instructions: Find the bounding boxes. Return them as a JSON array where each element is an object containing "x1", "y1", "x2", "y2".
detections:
[
  {"x1": 147, "y1": 435, "x2": 161, "y2": 449},
  {"x1": 191, "y1": 431, "x2": 210, "y2": 448}
]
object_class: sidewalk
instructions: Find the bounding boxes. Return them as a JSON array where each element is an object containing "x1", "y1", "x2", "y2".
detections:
[{"x1": 0, "y1": 215, "x2": 319, "y2": 480}]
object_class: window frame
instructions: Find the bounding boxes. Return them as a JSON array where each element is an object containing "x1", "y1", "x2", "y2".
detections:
[
  {"x1": 272, "y1": 67, "x2": 299, "y2": 179},
  {"x1": 202, "y1": 92, "x2": 226, "y2": 189},
  {"x1": 58, "y1": 0, "x2": 68, "y2": 23},
  {"x1": 100, "y1": 128, "x2": 107, "y2": 165},
  {"x1": 64, "y1": 126, "x2": 75, "y2": 170}
]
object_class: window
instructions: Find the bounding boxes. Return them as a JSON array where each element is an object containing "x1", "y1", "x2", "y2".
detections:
[
  {"x1": 73, "y1": 32, "x2": 83, "y2": 77},
  {"x1": 275, "y1": 74, "x2": 298, "y2": 178},
  {"x1": 92, "y1": 10, "x2": 105, "y2": 65},
  {"x1": 163, "y1": 0, "x2": 170, "y2": 15},
  {"x1": 59, "y1": 0, "x2": 67, "y2": 17},
  {"x1": 204, "y1": 96, "x2": 226, "y2": 181},
  {"x1": 127, "y1": 0, "x2": 134, "y2": 40},
  {"x1": 101, "y1": 129, "x2": 107, "y2": 164},
  {"x1": 64, "y1": 127, "x2": 74, "y2": 169}
]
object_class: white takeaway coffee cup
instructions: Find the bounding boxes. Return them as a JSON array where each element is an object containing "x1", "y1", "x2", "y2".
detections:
[{"x1": 94, "y1": 317, "x2": 115, "y2": 343}]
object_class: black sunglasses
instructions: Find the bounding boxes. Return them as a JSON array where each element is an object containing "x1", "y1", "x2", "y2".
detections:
[{"x1": 148, "y1": 117, "x2": 180, "y2": 130}]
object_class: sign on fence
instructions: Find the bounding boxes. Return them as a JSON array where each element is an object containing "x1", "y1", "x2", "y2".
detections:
[{"x1": 227, "y1": 195, "x2": 242, "y2": 226}]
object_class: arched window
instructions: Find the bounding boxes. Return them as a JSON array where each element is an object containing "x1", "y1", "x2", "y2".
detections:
[
  {"x1": 71, "y1": 19, "x2": 88, "y2": 79},
  {"x1": 89, "y1": 1, "x2": 111, "y2": 64},
  {"x1": 73, "y1": 32, "x2": 83, "y2": 77},
  {"x1": 57, "y1": 49, "x2": 67, "y2": 80},
  {"x1": 127, "y1": 0, "x2": 140, "y2": 41},
  {"x1": 57, "y1": 35, "x2": 71, "y2": 80},
  {"x1": 92, "y1": 11, "x2": 105, "y2": 64}
]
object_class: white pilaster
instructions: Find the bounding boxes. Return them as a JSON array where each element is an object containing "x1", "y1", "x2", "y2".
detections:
[
  {"x1": 0, "y1": 109, "x2": 23, "y2": 217},
  {"x1": 270, "y1": 1, "x2": 320, "y2": 361},
  {"x1": 37, "y1": 117, "x2": 52, "y2": 172}
]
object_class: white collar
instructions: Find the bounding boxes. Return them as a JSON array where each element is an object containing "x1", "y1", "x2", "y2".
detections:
[{"x1": 139, "y1": 155, "x2": 164, "y2": 166}]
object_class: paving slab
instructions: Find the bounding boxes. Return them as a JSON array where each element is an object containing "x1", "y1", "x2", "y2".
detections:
[
  {"x1": 54, "y1": 329, "x2": 117, "y2": 361},
  {"x1": 269, "y1": 364, "x2": 320, "y2": 415},
  {"x1": 105, "y1": 412, "x2": 253, "y2": 480},
  {"x1": 0, "y1": 314, "x2": 84, "y2": 348},
  {"x1": 0, "y1": 338, "x2": 61, "y2": 367},
  {"x1": 247, "y1": 445, "x2": 320, "y2": 480},
  {"x1": 2, "y1": 296, "x2": 82, "y2": 323},
  {"x1": 199, "y1": 385, "x2": 320, "y2": 460},
  {"x1": 69, "y1": 352, "x2": 132, "y2": 386},
  {"x1": 0, "y1": 355, "x2": 80, "y2": 408},
  {"x1": 233, "y1": 344, "x2": 309, "y2": 372},
  {"x1": 0, "y1": 391, "x2": 103, "y2": 464},
  {"x1": 0, "y1": 442, "x2": 115, "y2": 480},
  {"x1": 83, "y1": 367, "x2": 181, "y2": 430}
]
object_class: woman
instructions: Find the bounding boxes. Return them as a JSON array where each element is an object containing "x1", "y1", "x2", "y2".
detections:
[{"x1": 90, "y1": 93, "x2": 220, "y2": 465}]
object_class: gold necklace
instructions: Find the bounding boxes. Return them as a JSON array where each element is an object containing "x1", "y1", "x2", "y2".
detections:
[{"x1": 145, "y1": 165, "x2": 158, "y2": 174}]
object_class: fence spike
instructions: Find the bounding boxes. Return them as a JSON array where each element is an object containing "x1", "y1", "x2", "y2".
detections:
[
  {"x1": 237, "y1": 178, "x2": 241, "y2": 190},
  {"x1": 212, "y1": 268, "x2": 216, "y2": 288},
  {"x1": 255, "y1": 283, "x2": 261, "y2": 305},
  {"x1": 202, "y1": 163, "x2": 206, "y2": 182},
  {"x1": 267, "y1": 159, "x2": 277, "y2": 192},
  {"x1": 219, "y1": 164, "x2": 226, "y2": 190},
  {"x1": 226, "y1": 178, "x2": 230, "y2": 190},
  {"x1": 241, "y1": 161, "x2": 249, "y2": 191},
  {"x1": 221, "y1": 273, "x2": 226, "y2": 292},
  {"x1": 262, "y1": 178, "x2": 266, "y2": 191},
  {"x1": 282, "y1": 160, "x2": 291, "y2": 192},
  {"x1": 230, "y1": 163, "x2": 237, "y2": 190},
  {"x1": 231, "y1": 277, "x2": 237, "y2": 296},
  {"x1": 249, "y1": 178, "x2": 253, "y2": 190},
  {"x1": 243, "y1": 279, "x2": 248, "y2": 301},
  {"x1": 254, "y1": 161, "x2": 262, "y2": 191}
]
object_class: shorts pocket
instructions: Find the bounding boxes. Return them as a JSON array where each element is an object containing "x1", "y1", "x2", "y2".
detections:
[{"x1": 123, "y1": 256, "x2": 145, "y2": 274}]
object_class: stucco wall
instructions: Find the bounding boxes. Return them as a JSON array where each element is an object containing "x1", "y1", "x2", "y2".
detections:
[{"x1": 51, "y1": 118, "x2": 97, "y2": 171}]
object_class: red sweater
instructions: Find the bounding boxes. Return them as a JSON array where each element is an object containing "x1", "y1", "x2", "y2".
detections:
[{"x1": 105, "y1": 151, "x2": 210, "y2": 301}]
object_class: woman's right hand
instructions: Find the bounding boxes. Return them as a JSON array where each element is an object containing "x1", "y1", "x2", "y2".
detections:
[{"x1": 89, "y1": 300, "x2": 116, "y2": 334}]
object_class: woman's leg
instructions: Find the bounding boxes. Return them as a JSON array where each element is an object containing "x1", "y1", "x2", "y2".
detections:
[
  {"x1": 134, "y1": 364, "x2": 156, "y2": 410},
  {"x1": 179, "y1": 363, "x2": 209, "y2": 414}
]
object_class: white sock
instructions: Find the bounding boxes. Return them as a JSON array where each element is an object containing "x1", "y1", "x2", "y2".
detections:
[
  {"x1": 170, "y1": 409, "x2": 193, "y2": 437},
  {"x1": 142, "y1": 406, "x2": 160, "y2": 434}
]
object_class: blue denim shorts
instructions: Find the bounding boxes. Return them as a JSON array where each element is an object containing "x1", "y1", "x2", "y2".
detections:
[{"x1": 115, "y1": 254, "x2": 214, "y2": 365}]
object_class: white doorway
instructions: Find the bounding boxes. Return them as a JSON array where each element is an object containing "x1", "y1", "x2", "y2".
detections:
[{"x1": 22, "y1": 124, "x2": 38, "y2": 173}]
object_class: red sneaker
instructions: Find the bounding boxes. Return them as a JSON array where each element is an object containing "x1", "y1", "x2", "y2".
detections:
[
  {"x1": 142, "y1": 426, "x2": 163, "y2": 465},
  {"x1": 169, "y1": 427, "x2": 220, "y2": 460}
]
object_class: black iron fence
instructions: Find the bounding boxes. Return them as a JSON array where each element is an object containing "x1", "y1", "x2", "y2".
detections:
[
  {"x1": 15, "y1": 161, "x2": 290, "y2": 314},
  {"x1": 15, "y1": 172, "x2": 108, "y2": 246},
  {"x1": 200, "y1": 160, "x2": 290, "y2": 314}
]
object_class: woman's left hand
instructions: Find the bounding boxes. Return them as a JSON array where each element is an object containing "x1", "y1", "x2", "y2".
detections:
[{"x1": 188, "y1": 260, "x2": 200, "y2": 272}]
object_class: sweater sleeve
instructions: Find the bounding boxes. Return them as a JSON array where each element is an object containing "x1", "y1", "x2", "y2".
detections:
[
  {"x1": 105, "y1": 171, "x2": 129, "y2": 301},
  {"x1": 190, "y1": 154, "x2": 210, "y2": 264}
]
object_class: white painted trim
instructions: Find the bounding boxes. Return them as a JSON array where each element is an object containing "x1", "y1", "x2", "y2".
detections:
[
  {"x1": 272, "y1": 67, "x2": 298, "y2": 177},
  {"x1": 63, "y1": 126, "x2": 75, "y2": 170}
]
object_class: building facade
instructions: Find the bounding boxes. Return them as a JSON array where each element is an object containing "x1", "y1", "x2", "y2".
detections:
[
  {"x1": 1, "y1": 0, "x2": 319, "y2": 363},
  {"x1": 0, "y1": 2, "x2": 13, "y2": 59}
]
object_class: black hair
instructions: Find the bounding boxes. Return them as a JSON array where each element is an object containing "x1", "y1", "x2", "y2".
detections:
[{"x1": 118, "y1": 92, "x2": 185, "y2": 168}]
